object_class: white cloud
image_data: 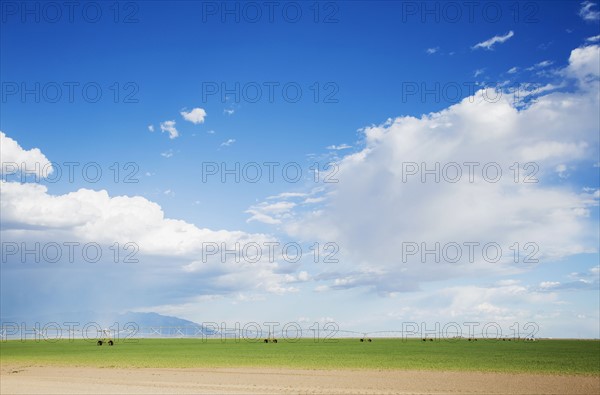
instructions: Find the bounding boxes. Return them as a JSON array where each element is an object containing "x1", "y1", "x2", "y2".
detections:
[
  {"x1": 579, "y1": 1, "x2": 600, "y2": 21},
  {"x1": 382, "y1": 282, "x2": 565, "y2": 329},
  {"x1": 302, "y1": 197, "x2": 326, "y2": 204},
  {"x1": 426, "y1": 284, "x2": 557, "y2": 322},
  {"x1": 586, "y1": 34, "x2": 600, "y2": 43},
  {"x1": 426, "y1": 47, "x2": 439, "y2": 55},
  {"x1": 540, "y1": 281, "x2": 561, "y2": 289},
  {"x1": 536, "y1": 60, "x2": 553, "y2": 68},
  {"x1": 326, "y1": 143, "x2": 352, "y2": 150},
  {"x1": 224, "y1": 108, "x2": 235, "y2": 115},
  {"x1": 496, "y1": 279, "x2": 521, "y2": 286},
  {"x1": 472, "y1": 31, "x2": 514, "y2": 50},
  {"x1": 160, "y1": 149, "x2": 174, "y2": 158},
  {"x1": 0, "y1": 129, "x2": 324, "y2": 319},
  {"x1": 568, "y1": 266, "x2": 600, "y2": 283},
  {"x1": 526, "y1": 60, "x2": 553, "y2": 71},
  {"x1": 567, "y1": 44, "x2": 600, "y2": 83},
  {"x1": 274, "y1": 45, "x2": 600, "y2": 294},
  {"x1": 297, "y1": 271, "x2": 310, "y2": 281},
  {"x1": 267, "y1": 192, "x2": 308, "y2": 200},
  {"x1": 244, "y1": 210, "x2": 281, "y2": 225},
  {"x1": 474, "y1": 69, "x2": 485, "y2": 78},
  {"x1": 160, "y1": 120, "x2": 179, "y2": 139},
  {"x1": 555, "y1": 164, "x2": 568, "y2": 178},
  {"x1": 180, "y1": 108, "x2": 207, "y2": 124},
  {"x1": 1, "y1": 182, "x2": 250, "y2": 253},
  {"x1": 507, "y1": 67, "x2": 518, "y2": 74},
  {"x1": 148, "y1": 125, "x2": 155, "y2": 132},
  {"x1": 259, "y1": 201, "x2": 297, "y2": 213},
  {"x1": 0, "y1": 176, "x2": 299, "y2": 314},
  {"x1": 518, "y1": 141, "x2": 588, "y2": 162},
  {"x1": 207, "y1": 130, "x2": 216, "y2": 134},
  {"x1": 0, "y1": 131, "x2": 53, "y2": 178},
  {"x1": 536, "y1": 266, "x2": 600, "y2": 292},
  {"x1": 221, "y1": 138, "x2": 236, "y2": 147},
  {"x1": 246, "y1": 201, "x2": 297, "y2": 224}
]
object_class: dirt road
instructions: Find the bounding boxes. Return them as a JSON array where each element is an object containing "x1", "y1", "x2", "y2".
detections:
[{"x1": 2, "y1": 365, "x2": 598, "y2": 394}]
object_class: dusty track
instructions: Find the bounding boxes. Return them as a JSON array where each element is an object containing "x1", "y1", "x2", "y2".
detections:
[{"x1": 2, "y1": 365, "x2": 599, "y2": 394}]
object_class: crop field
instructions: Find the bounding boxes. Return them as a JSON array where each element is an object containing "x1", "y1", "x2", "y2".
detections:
[{"x1": 1, "y1": 338, "x2": 598, "y2": 375}]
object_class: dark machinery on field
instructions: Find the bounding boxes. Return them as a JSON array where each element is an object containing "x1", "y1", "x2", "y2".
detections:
[{"x1": 96, "y1": 328, "x2": 115, "y2": 346}]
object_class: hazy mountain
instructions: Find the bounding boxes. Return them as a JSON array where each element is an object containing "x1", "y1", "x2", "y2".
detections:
[{"x1": 0, "y1": 311, "x2": 216, "y2": 338}]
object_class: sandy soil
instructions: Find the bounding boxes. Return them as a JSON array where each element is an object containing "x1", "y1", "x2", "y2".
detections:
[{"x1": 1, "y1": 364, "x2": 599, "y2": 394}]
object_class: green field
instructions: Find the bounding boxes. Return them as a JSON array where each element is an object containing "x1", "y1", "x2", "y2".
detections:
[{"x1": 1, "y1": 338, "x2": 598, "y2": 375}]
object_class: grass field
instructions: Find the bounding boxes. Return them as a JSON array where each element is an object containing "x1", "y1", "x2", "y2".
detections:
[{"x1": 1, "y1": 338, "x2": 598, "y2": 375}]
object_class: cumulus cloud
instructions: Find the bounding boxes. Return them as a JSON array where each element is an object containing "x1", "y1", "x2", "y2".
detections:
[
  {"x1": 267, "y1": 45, "x2": 600, "y2": 294},
  {"x1": 567, "y1": 44, "x2": 600, "y2": 84},
  {"x1": 472, "y1": 31, "x2": 514, "y2": 50},
  {"x1": 0, "y1": 179, "x2": 306, "y2": 321},
  {"x1": 0, "y1": 139, "x2": 304, "y2": 319},
  {"x1": 426, "y1": 47, "x2": 439, "y2": 55},
  {"x1": 2, "y1": 181, "x2": 257, "y2": 255},
  {"x1": 180, "y1": 107, "x2": 207, "y2": 124},
  {"x1": 148, "y1": 124, "x2": 155, "y2": 132},
  {"x1": 160, "y1": 120, "x2": 179, "y2": 139},
  {"x1": 0, "y1": 131, "x2": 53, "y2": 178}
]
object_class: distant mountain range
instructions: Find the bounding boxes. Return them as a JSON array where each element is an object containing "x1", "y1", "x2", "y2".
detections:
[
  {"x1": 0, "y1": 311, "x2": 217, "y2": 338},
  {"x1": 117, "y1": 311, "x2": 204, "y2": 328}
]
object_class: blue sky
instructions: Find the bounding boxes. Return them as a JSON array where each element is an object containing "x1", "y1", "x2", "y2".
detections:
[{"x1": 1, "y1": 1, "x2": 599, "y2": 339}]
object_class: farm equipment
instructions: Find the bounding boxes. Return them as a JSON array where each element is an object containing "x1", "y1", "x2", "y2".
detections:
[
  {"x1": 263, "y1": 329, "x2": 277, "y2": 343},
  {"x1": 96, "y1": 328, "x2": 115, "y2": 346}
]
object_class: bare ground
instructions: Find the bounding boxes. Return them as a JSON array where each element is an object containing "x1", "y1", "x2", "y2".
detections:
[{"x1": 1, "y1": 364, "x2": 599, "y2": 394}]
